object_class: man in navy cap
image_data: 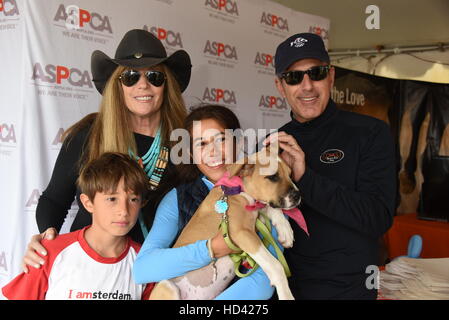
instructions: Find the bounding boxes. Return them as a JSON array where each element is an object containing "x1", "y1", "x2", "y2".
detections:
[{"x1": 265, "y1": 33, "x2": 397, "y2": 299}]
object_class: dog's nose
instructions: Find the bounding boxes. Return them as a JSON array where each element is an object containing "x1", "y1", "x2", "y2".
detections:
[
  {"x1": 288, "y1": 189, "x2": 301, "y2": 206},
  {"x1": 292, "y1": 191, "x2": 301, "y2": 203}
]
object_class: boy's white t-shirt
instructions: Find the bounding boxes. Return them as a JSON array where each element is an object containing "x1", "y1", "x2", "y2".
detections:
[{"x1": 2, "y1": 226, "x2": 153, "y2": 300}]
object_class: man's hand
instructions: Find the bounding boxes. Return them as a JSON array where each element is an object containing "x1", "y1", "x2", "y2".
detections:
[{"x1": 263, "y1": 131, "x2": 306, "y2": 182}]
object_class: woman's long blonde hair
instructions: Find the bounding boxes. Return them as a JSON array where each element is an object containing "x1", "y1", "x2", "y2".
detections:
[{"x1": 63, "y1": 63, "x2": 187, "y2": 165}]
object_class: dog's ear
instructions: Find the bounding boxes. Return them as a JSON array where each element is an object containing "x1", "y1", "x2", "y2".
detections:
[
  {"x1": 263, "y1": 140, "x2": 280, "y2": 156},
  {"x1": 227, "y1": 157, "x2": 255, "y2": 178}
]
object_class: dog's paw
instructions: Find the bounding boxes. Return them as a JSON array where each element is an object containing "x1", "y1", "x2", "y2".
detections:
[
  {"x1": 274, "y1": 218, "x2": 294, "y2": 248},
  {"x1": 264, "y1": 207, "x2": 295, "y2": 248}
]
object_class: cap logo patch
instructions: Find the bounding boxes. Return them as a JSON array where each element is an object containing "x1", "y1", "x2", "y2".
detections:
[{"x1": 290, "y1": 37, "x2": 308, "y2": 48}]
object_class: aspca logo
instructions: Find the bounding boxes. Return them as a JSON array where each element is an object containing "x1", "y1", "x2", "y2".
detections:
[
  {"x1": 204, "y1": 0, "x2": 239, "y2": 16},
  {"x1": 309, "y1": 26, "x2": 329, "y2": 40},
  {"x1": 260, "y1": 12, "x2": 288, "y2": 31},
  {"x1": 291, "y1": 37, "x2": 308, "y2": 48},
  {"x1": 0, "y1": 251, "x2": 7, "y2": 273},
  {"x1": 0, "y1": 0, "x2": 19, "y2": 16},
  {"x1": 259, "y1": 95, "x2": 287, "y2": 110},
  {"x1": 202, "y1": 87, "x2": 237, "y2": 105},
  {"x1": 254, "y1": 52, "x2": 274, "y2": 68},
  {"x1": 320, "y1": 149, "x2": 344, "y2": 164},
  {"x1": 144, "y1": 25, "x2": 183, "y2": 49},
  {"x1": 32, "y1": 63, "x2": 93, "y2": 89},
  {"x1": 204, "y1": 40, "x2": 238, "y2": 60},
  {"x1": 52, "y1": 128, "x2": 65, "y2": 146},
  {"x1": 54, "y1": 4, "x2": 112, "y2": 33},
  {"x1": 26, "y1": 189, "x2": 41, "y2": 208},
  {"x1": 0, "y1": 123, "x2": 16, "y2": 143}
]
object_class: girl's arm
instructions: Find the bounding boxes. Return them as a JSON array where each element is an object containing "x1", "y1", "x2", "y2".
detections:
[
  {"x1": 133, "y1": 188, "x2": 212, "y2": 284},
  {"x1": 215, "y1": 219, "x2": 285, "y2": 300}
]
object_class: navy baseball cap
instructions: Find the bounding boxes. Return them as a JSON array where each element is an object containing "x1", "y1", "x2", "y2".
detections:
[{"x1": 275, "y1": 33, "x2": 330, "y2": 76}]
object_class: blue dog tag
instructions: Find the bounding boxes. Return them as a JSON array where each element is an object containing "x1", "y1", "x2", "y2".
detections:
[{"x1": 215, "y1": 199, "x2": 228, "y2": 214}]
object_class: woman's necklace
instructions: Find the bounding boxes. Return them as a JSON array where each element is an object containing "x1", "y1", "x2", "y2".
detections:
[
  {"x1": 129, "y1": 126, "x2": 169, "y2": 191},
  {"x1": 129, "y1": 126, "x2": 169, "y2": 239}
]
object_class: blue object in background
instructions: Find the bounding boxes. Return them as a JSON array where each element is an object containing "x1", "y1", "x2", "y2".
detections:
[{"x1": 407, "y1": 234, "x2": 423, "y2": 258}]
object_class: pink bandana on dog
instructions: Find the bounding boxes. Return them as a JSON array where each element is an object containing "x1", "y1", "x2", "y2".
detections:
[{"x1": 215, "y1": 172, "x2": 309, "y2": 236}]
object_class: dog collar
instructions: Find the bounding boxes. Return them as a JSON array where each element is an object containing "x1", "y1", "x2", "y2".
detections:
[
  {"x1": 245, "y1": 201, "x2": 266, "y2": 211},
  {"x1": 215, "y1": 173, "x2": 256, "y2": 206},
  {"x1": 215, "y1": 172, "x2": 244, "y2": 190},
  {"x1": 220, "y1": 185, "x2": 241, "y2": 196},
  {"x1": 214, "y1": 171, "x2": 309, "y2": 236}
]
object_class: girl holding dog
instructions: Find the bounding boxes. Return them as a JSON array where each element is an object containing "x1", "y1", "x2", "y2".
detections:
[{"x1": 133, "y1": 104, "x2": 282, "y2": 299}]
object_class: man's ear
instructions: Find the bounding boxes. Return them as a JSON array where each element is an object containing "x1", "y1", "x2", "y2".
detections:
[
  {"x1": 328, "y1": 66, "x2": 335, "y2": 88},
  {"x1": 80, "y1": 193, "x2": 94, "y2": 214},
  {"x1": 275, "y1": 77, "x2": 286, "y2": 98}
]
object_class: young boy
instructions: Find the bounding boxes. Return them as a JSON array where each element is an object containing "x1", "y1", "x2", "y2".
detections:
[{"x1": 2, "y1": 152, "x2": 154, "y2": 300}]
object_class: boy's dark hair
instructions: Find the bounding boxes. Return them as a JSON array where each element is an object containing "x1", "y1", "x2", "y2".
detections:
[{"x1": 77, "y1": 152, "x2": 149, "y2": 204}]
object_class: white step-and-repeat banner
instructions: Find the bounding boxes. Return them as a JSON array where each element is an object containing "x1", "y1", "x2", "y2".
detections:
[{"x1": 0, "y1": 0, "x2": 329, "y2": 293}]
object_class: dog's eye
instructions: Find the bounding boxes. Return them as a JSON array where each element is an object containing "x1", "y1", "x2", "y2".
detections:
[{"x1": 265, "y1": 173, "x2": 280, "y2": 182}]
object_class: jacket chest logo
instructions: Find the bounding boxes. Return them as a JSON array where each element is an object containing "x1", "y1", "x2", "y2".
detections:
[{"x1": 320, "y1": 149, "x2": 344, "y2": 164}]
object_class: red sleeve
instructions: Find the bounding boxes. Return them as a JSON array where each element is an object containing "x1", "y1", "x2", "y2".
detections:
[
  {"x1": 141, "y1": 282, "x2": 155, "y2": 300},
  {"x1": 2, "y1": 231, "x2": 79, "y2": 300},
  {"x1": 2, "y1": 253, "x2": 49, "y2": 300}
]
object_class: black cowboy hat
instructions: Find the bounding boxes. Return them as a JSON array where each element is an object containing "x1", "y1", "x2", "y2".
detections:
[{"x1": 91, "y1": 29, "x2": 192, "y2": 94}]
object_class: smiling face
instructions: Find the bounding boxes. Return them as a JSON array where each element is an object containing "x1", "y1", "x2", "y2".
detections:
[
  {"x1": 81, "y1": 178, "x2": 142, "y2": 238},
  {"x1": 191, "y1": 118, "x2": 235, "y2": 183},
  {"x1": 275, "y1": 58, "x2": 334, "y2": 123},
  {"x1": 121, "y1": 66, "x2": 165, "y2": 120}
]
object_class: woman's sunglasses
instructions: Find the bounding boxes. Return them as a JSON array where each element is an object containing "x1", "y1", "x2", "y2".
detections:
[
  {"x1": 280, "y1": 65, "x2": 331, "y2": 85},
  {"x1": 118, "y1": 70, "x2": 166, "y2": 87}
]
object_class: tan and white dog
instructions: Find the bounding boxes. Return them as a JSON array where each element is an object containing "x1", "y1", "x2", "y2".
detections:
[{"x1": 149, "y1": 145, "x2": 302, "y2": 300}]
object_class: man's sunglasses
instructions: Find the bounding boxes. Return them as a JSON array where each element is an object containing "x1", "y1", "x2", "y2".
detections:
[
  {"x1": 280, "y1": 65, "x2": 331, "y2": 85},
  {"x1": 118, "y1": 70, "x2": 166, "y2": 87}
]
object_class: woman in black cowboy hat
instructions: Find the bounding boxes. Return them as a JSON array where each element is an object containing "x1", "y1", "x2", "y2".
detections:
[{"x1": 22, "y1": 29, "x2": 192, "y2": 272}]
